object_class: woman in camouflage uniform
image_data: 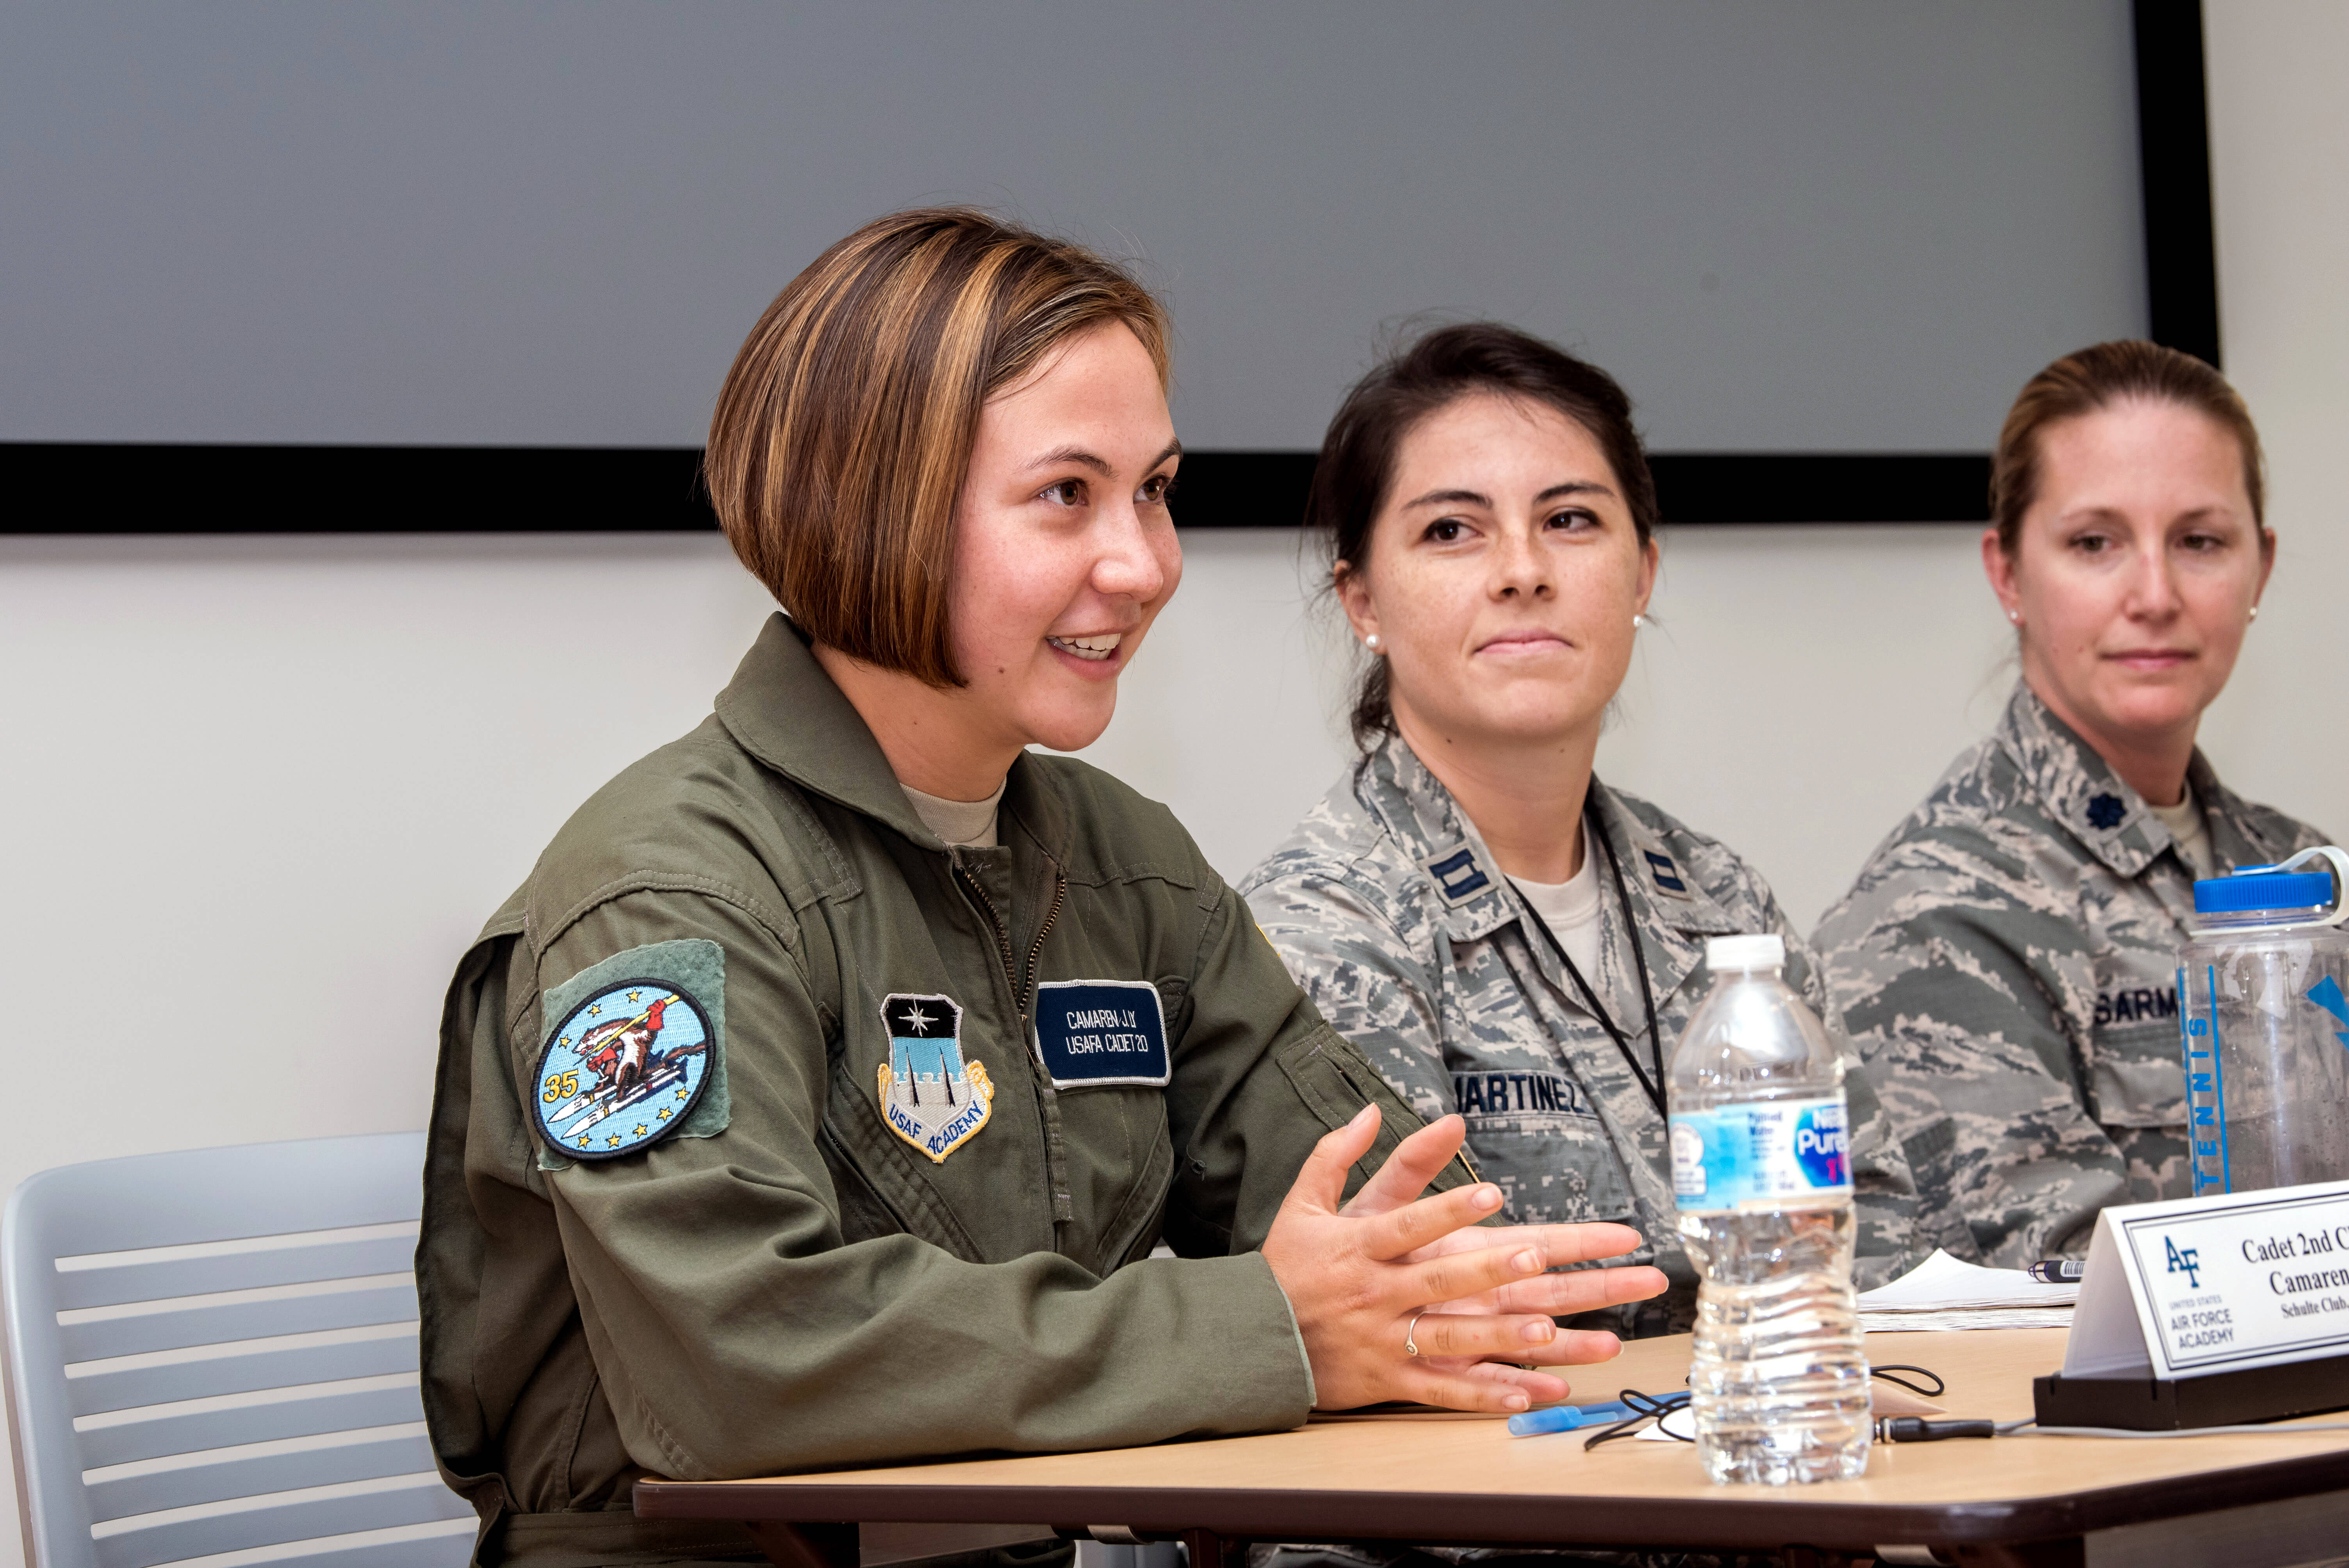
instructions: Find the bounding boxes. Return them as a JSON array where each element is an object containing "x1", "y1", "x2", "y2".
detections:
[
  {"x1": 1242, "y1": 324, "x2": 1920, "y2": 1340},
  {"x1": 1814, "y1": 340, "x2": 2327, "y2": 1270}
]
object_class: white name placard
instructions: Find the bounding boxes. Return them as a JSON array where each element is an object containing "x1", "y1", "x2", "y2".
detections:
[{"x1": 2065, "y1": 1179, "x2": 2349, "y2": 1381}]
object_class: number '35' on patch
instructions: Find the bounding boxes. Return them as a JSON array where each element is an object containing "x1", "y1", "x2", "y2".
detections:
[
  {"x1": 535, "y1": 981, "x2": 715, "y2": 1159},
  {"x1": 1033, "y1": 980, "x2": 1169, "y2": 1089}
]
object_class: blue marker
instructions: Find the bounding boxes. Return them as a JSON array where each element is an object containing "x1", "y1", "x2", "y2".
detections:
[{"x1": 1506, "y1": 1401, "x2": 1636, "y2": 1436}]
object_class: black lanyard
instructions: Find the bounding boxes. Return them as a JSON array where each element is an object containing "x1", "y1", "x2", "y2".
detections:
[{"x1": 1515, "y1": 797, "x2": 1666, "y2": 1121}]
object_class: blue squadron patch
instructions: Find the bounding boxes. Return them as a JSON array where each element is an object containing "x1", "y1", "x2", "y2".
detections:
[
  {"x1": 1034, "y1": 980, "x2": 1170, "y2": 1089},
  {"x1": 877, "y1": 993, "x2": 994, "y2": 1164},
  {"x1": 1423, "y1": 846, "x2": 1492, "y2": 907},
  {"x1": 2087, "y1": 792, "x2": 2128, "y2": 830},
  {"x1": 533, "y1": 981, "x2": 713, "y2": 1161},
  {"x1": 1643, "y1": 848, "x2": 1691, "y2": 898}
]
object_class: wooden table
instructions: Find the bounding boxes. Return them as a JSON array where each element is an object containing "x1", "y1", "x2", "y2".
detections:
[{"x1": 635, "y1": 1330, "x2": 2349, "y2": 1568}]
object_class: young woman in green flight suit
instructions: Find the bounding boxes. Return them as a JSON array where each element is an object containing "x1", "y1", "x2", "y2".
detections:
[{"x1": 418, "y1": 209, "x2": 1665, "y2": 1568}]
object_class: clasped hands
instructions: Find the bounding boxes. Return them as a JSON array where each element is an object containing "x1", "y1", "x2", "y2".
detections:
[{"x1": 1262, "y1": 1104, "x2": 1667, "y2": 1413}]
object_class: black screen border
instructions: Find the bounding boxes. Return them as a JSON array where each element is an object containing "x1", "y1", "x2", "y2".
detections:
[{"x1": 3, "y1": 2, "x2": 2215, "y2": 535}]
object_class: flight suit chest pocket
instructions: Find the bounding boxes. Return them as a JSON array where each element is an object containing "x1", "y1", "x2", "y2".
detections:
[
  {"x1": 821, "y1": 979, "x2": 1178, "y2": 1271},
  {"x1": 2085, "y1": 961, "x2": 2187, "y2": 1127},
  {"x1": 1034, "y1": 979, "x2": 1176, "y2": 1270}
]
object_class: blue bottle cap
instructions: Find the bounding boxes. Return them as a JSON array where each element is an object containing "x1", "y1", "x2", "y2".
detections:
[{"x1": 2193, "y1": 866, "x2": 2333, "y2": 915}]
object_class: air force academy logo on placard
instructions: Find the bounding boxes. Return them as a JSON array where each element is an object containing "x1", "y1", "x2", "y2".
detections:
[
  {"x1": 877, "y1": 993, "x2": 993, "y2": 1163},
  {"x1": 534, "y1": 981, "x2": 713, "y2": 1160}
]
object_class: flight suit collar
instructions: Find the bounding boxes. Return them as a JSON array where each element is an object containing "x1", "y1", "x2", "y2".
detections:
[
  {"x1": 1999, "y1": 681, "x2": 2238, "y2": 884},
  {"x1": 1355, "y1": 732, "x2": 1737, "y2": 1012},
  {"x1": 711, "y1": 613, "x2": 1071, "y2": 861}
]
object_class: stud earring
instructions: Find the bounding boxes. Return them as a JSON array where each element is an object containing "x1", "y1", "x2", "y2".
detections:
[
  {"x1": 2250, "y1": 604, "x2": 2261, "y2": 622},
  {"x1": 1632, "y1": 613, "x2": 1646, "y2": 629},
  {"x1": 1364, "y1": 633, "x2": 1382, "y2": 652},
  {"x1": 2009, "y1": 608, "x2": 2022, "y2": 624}
]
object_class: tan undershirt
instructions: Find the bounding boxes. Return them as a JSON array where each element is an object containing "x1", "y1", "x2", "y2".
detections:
[
  {"x1": 2152, "y1": 784, "x2": 2215, "y2": 882},
  {"x1": 900, "y1": 780, "x2": 1005, "y2": 848}
]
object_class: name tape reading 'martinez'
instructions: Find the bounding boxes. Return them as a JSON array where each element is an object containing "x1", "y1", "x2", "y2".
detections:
[
  {"x1": 1033, "y1": 980, "x2": 1171, "y2": 1089},
  {"x1": 2063, "y1": 1179, "x2": 2349, "y2": 1382}
]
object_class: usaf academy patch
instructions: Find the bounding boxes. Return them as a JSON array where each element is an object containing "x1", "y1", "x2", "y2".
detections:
[
  {"x1": 877, "y1": 993, "x2": 994, "y2": 1163},
  {"x1": 1034, "y1": 980, "x2": 1171, "y2": 1089},
  {"x1": 534, "y1": 980, "x2": 715, "y2": 1160}
]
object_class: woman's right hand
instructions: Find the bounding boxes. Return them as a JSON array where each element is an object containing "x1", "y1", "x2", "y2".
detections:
[{"x1": 1261, "y1": 1105, "x2": 1668, "y2": 1412}]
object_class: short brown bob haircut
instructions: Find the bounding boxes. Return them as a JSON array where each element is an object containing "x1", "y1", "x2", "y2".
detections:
[
  {"x1": 1990, "y1": 340, "x2": 2267, "y2": 556},
  {"x1": 706, "y1": 208, "x2": 1170, "y2": 686}
]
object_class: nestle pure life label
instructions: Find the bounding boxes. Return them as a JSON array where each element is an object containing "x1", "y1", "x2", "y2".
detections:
[{"x1": 1670, "y1": 1095, "x2": 1852, "y2": 1210}]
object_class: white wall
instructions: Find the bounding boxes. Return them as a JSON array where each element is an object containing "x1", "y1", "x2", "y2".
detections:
[
  {"x1": 1, "y1": 3, "x2": 2344, "y2": 1559},
  {"x1": 2199, "y1": 2, "x2": 2349, "y2": 837}
]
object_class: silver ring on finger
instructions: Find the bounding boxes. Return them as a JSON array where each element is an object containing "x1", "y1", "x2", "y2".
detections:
[{"x1": 1404, "y1": 1311, "x2": 1429, "y2": 1358}]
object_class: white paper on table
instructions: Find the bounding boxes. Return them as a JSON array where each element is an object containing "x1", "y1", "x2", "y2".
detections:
[
  {"x1": 1638, "y1": 1405, "x2": 1699, "y2": 1441},
  {"x1": 1859, "y1": 1306, "x2": 2075, "y2": 1333},
  {"x1": 1855, "y1": 1247, "x2": 2079, "y2": 1311}
]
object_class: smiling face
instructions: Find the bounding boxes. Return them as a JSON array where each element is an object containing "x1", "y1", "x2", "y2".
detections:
[
  {"x1": 945, "y1": 320, "x2": 1183, "y2": 758},
  {"x1": 1336, "y1": 392, "x2": 1656, "y2": 758},
  {"x1": 1986, "y1": 399, "x2": 2273, "y2": 778}
]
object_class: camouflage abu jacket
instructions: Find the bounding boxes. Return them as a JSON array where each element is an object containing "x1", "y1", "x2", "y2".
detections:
[
  {"x1": 1812, "y1": 682, "x2": 2329, "y2": 1269},
  {"x1": 1240, "y1": 734, "x2": 1921, "y2": 1334}
]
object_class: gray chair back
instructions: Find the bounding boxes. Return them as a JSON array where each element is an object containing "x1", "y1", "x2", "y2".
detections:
[{"x1": 2, "y1": 1133, "x2": 473, "y2": 1568}]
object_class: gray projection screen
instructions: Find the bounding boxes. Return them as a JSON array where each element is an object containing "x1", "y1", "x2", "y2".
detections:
[{"x1": 1, "y1": 1, "x2": 2214, "y2": 531}]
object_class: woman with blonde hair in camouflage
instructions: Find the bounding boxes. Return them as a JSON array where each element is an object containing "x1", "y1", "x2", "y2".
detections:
[
  {"x1": 1242, "y1": 323, "x2": 1921, "y2": 1343},
  {"x1": 1813, "y1": 340, "x2": 2328, "y2": 1270}
]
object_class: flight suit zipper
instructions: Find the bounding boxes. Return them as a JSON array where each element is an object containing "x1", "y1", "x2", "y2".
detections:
[
  {"x1": 953, "y1": 861, "x2": 1066, "y2": 1014},
  {"x1": 956, "y1": 861, "x2": 1023, "y2": 1000},
  {"x1": 954, "y1": 856, "x2": 1075, "y2": 1228}
]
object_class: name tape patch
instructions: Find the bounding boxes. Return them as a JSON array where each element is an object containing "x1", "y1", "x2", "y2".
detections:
[
  {"x1": 1453, "y1": 1070, "x2": 1594, "y2": 1119},
  {"x1": 1034, "y1": 980, "x2": 1170, "y2": 1089}
]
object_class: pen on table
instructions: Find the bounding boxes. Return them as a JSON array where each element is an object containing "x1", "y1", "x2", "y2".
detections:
[
  {"x1": 1506, "y1": 1401, "x2": 1636, "y2": 1436},
  {"x1": 2026, "y1": 1258, "x2": 2084, "y2": 1284}
]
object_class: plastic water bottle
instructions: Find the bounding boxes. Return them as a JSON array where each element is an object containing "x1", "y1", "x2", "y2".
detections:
[{"x1": 1668, "y1": 933, "x2": 1869, "y2": 1485}]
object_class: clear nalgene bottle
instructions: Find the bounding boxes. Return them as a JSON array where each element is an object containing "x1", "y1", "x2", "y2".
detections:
[
  {"x1": 1668, "y1": 933, "x2": 1870, "y2": 1485},
  {"x1": 2180, "y1": 848, "x2": 2349, "y2": 1197}
]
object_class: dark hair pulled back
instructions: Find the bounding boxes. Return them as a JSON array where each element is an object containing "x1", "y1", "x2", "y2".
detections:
[
  {"x1": 1311, "y1": 321, "x2": 1658, "y2": 749},
  {"x1": 1989, "y1": 339, "x2": 2265, "y2": 559}
]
